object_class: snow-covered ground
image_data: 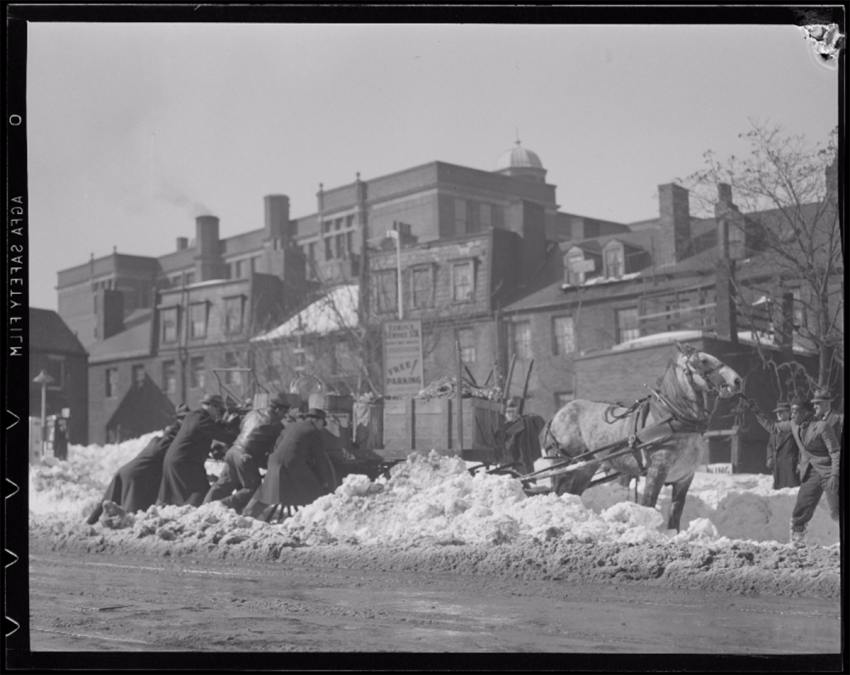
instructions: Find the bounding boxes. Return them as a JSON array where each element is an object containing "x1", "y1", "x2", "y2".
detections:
[{"x1": 28, "y1": 434, "x2": 839, "y2": 550}]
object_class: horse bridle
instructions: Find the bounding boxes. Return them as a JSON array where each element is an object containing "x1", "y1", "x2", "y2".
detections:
[{"x1": 679, "y1": 352, "x2": 726, "y2": 398}]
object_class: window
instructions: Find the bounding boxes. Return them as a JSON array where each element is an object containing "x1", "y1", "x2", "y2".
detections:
[
  {"x1": 190, "y1": 356, "x2": 205, "y2": 390},
  {"x1": 223, "y1": 352, "x2": 242, "y2": 386},
  {"x1": 616, "y1": 307, "x2": 640, "y2": 343},
  {"x1": 552, "y1": 316, "x2": 576, "y2": 355},
  {"x1": 565, "y1": 251, "x2": 591, "y2": 285},
  {"x1": 554, "y1": 391, "x2": 573, "y2": 409},
  {"x1": 511, "y1": 321, "x2": 533, "y2": 360},
  {"x1": 454, "y1": 199, "x2": 468, "y2": 236},
  {"x1": 132, "y1": 364, "x2": 146, "y2": 389},
  {"x1": 792, "y1": 289, "x2": 807, "y2": 330},
  {"x1": 335, "y1": 233, "x2": 345, "y2": 258},
  {"x1": 105, "y1": 368, "x2": 119, "y2": 398},
  {"x1": 224, "y1": 296, "x2": 244, "y2": 334},
  {"x1": 308, "y1": 242, "x2": 316, "y2": 261},
  {"x1": 234, "y1": 259, "x2": 245, "y2": 279},
  {"x1": 604, "y1": 246, "x2": 624, "y2": 279},
  {"x1": 451, "y1": 260, "x2": 474, "y2": 303},
  {"x1": 411, "y1": 265, "x2": 435, "y2": 309},
  {"x1": 161, "y1": 307, "x2": 179, "y2": 343},
  {"x1": 480, "y1": 203, "x2": 492, "y2": 230},
  {"x1": 375, "y1": 269, "x2": 398, "y2": 314},
  {"x1": 457, "y1": 328, "x2": 477, "y2": 363},
  {"x1": 346, "y1": 215, "x2": 355, "y2": 229},
  {"x1": 46, "y1": 356, "x2": 65, "y2": 390},
  {"x1": 346, "y1": 231, "x2": 354, "y2": 257},
  {"x1": 324, "y1": 236, "x2": 333, "y2": 261},
  {"x1": 162, "y1": 361, "x2": 177, "y2": 394},
  {"x1": 189, "y1": 302, "x2": 208, "y2": 338},
  {"x1": 184, "y1": 271, "x2": 195, "y2": 286}
]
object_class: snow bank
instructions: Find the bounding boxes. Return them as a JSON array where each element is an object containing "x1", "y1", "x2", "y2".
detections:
[{"x1": 28, "y1": 439, "x2": 839, "y2": 551}]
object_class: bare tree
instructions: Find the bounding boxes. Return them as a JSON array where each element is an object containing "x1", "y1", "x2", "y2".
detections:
[{"x1": 681, "y1": 121, "x2": 842, "y2": 392}]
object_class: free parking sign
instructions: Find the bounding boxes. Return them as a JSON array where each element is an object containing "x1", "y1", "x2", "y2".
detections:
[{"x1": 383, "y1": 320, "x2": 424, "y2": 397}]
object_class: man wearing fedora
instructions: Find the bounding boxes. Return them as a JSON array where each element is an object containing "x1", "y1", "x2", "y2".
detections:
[
  {"x1": 765, "y1": 400, "x2": 800, "y2": 490},
  {"x1": 244, "y1": 408, "x2": 333, "y2": 521},
  {"x1": 203, "y1": 392, "x2": 292, "y2": 513},
  {"x1": 755, "y1": 396, "x2": 840, "y2": 545},
  {"x1": 812, "y1": 388, "x2": 844, "y2": 441},
  {"x1": 87, "y1": 404, "x2": 191, "y2": 524},
  {"x1": 157, "y1": 394, "x2": 239, "y2": 507}
]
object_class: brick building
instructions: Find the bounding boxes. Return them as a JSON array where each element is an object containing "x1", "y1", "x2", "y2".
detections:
[{"x1": 29, "y1": 308, "x2": 88, "y2": 445}]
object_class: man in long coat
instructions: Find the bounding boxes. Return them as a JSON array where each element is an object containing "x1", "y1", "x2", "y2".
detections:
[
  {"x1": 755, "y1": 396, "x2": 840, "y2": 545},
  {"x1": 203, "y1": 393, "x2": 291, "y2": 513},
  {"x1": 157, "y1": 394, "x2": 237, "y2": 507},
  {"x1": 244, "y1": 408, "x2": 332, "y2": 520},
  {"x1": 86, "y1": 404, "x2": 191, "y2": 524},
  {"x1": 765, "y1": 401, "x2": 800, "y2": 489}
]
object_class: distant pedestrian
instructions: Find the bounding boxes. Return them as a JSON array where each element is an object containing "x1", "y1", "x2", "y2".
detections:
[
  {"x1": 86, "y1": 404, "x2": 190, "y2": 524},
  {"x1": 811, "y1": 389, "x2": 844, "y2": 440},
  {"x1": 244, "y1": 408, "x2": 333, "y2": 521},
  {"x1": 764, "y1": 401, "x2": 800, "y2": 489},
  {"x1": 203, "y1": 393, "x2": 291, "y2": 513},
  {"x1": 754, "y1": 396, "x2": 840, "y2": 545},
  {"x1": 157, "y1": 395, "x2": 238, "y2": 507}
]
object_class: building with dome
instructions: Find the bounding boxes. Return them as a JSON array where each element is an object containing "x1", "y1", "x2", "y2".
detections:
[{"x1": 55, "y1": 142, "x2": 645, "y2": 443}]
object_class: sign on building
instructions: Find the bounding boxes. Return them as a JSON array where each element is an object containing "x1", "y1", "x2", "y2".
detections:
[{"x1": 383, "y1": 320, "x2": 425, "y2": 397}]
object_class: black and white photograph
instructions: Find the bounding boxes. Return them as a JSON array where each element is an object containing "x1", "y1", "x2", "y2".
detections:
[{"x1": 5, "y1": 6, "x2": 844, "y2": 670}]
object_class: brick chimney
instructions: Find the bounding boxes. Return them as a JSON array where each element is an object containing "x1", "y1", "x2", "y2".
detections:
[
  {"x1": 714, "y1": 183, "x2": 746, "y2": 261},
  {"x1": 264, "y1": 194, "x2": 291, "y2": 244},
  {"x1": 194, "y1": 215, "x2": 223, "y2": 281},
  {"x1": 657, "y1": 184, "x2": 691, "y2": 266},
  {"x1": 520, "y1": 200, "x2": 546, "y2": 285},
  {"x1": 176, "y1": 237, "x2": 188, "y2": 251}
]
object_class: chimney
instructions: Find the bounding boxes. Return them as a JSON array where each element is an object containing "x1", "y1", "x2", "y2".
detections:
[
  {"x1": 715, "y1": 183, "x2": 746, "y2": 261},
  {"x1": 264, "y1": 194, "x2": 291, "y2": 243},
  {"x1": 657, "y1": 184, "x2": 691, "y2": 266},
  {"x1": 176, "y1": 237, "x2": 188, "y2": 251},
  {"x1": 195, "y1": 215, "x2": 223, "y2": 281},
  {"x1": 520, "y1": 200, "x2": 546, "y2": 285}
]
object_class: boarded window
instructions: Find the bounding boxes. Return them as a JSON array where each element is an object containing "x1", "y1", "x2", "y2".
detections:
[
  {"x1": 374, "y1": 270, "x2": 398, "y2": 314},
  {"x1": 411, "y1": 265, "x2": 434, "y2": 309}
]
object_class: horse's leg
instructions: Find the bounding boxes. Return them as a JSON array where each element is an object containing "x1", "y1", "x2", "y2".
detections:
[
  {"x1": 553, "y1": 462, "x2": 598, "y2": 496},
  {"x1": 666, "y1": 473, "x2": 694, "y2": 532},
  {"x1": 640, "y1": 458, "x2": 669, "y2": 510}
]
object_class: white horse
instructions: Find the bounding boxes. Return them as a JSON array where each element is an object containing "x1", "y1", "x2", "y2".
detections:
[{"x1": 540, "y1": 342, "x2": 743, "y2": 531}]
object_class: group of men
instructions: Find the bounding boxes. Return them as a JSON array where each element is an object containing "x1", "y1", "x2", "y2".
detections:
[
  {"x1": 87, "y1": 392, "x2": 334, "y2": 525},
  {"x1": 755, "y1": 388, "x2": 843, "y2": 546}
]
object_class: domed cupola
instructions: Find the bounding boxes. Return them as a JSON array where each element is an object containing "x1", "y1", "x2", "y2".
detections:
[{"x1": 494, "y1": 140, "x2": 547, "y2": 183}]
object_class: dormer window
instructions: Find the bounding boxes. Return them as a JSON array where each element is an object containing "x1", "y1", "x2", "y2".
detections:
[
  {"x1": 564, "y1": 249, "x2": 595, "y2": 285},
  {"x1": 603, "y1": 242, "x2": 625, "y2": 279}
]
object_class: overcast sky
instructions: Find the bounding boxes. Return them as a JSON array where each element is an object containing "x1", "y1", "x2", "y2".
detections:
[{"x1": 26, "y1": 22, "x2": 838, "y2": 311}]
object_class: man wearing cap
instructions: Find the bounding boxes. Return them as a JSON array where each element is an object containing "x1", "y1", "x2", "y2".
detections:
[
  {"x1": 157, "y1": 394, "x2": 239, "y2": 507},
  {"x1": 754, "y1": 396, "x2": 840, "y2": 545},
  {"x1": 86, "y1": 404, "x2": 191, "y2": 524},
  {"x1": 203, "y1": 393, "x2": 291, "y2": 513},
  {"x1": 244, "y1": 408, "x2": 333, "y2": 521},
  {"x1": 764, "y1": 401, "x2": 800, "y2": 490},
  {"x1": 812, "y1": 389, "x2": 844, "y2": 441}
]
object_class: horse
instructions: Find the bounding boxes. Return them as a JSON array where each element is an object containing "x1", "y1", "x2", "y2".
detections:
[{"x1": 539, "y1": 341, "x2": 743, "y2": 531}]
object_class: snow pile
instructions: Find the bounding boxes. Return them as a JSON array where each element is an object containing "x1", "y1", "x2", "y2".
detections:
[{"x1": 28, "y1": 439, "x2": 839, "y2": 550}]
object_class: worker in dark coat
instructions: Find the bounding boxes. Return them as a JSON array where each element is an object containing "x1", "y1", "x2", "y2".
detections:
[
  {"x1": 755, "y1": 396, "x2": 841, "y2": 545},
  {"x1": 86, "y1": 405, "x2": 191, "y2": 524},
  {"x1": 203, "y1": 393, "x2": 291, "y2": 513},
  {"x1": 765, "y1": 401, "x2": 800, "y2": 489},
  {"x1": 157, "y1": 394, "x2": 237, "y2": 507},
  {"x1": 244, "y1": 408, "x2": 333, "y2": 520}
]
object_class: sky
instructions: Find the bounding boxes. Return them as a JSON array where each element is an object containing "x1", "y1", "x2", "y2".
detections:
[{"x1": 25, "y1": 22, "x2": 839, "y2": 312}]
